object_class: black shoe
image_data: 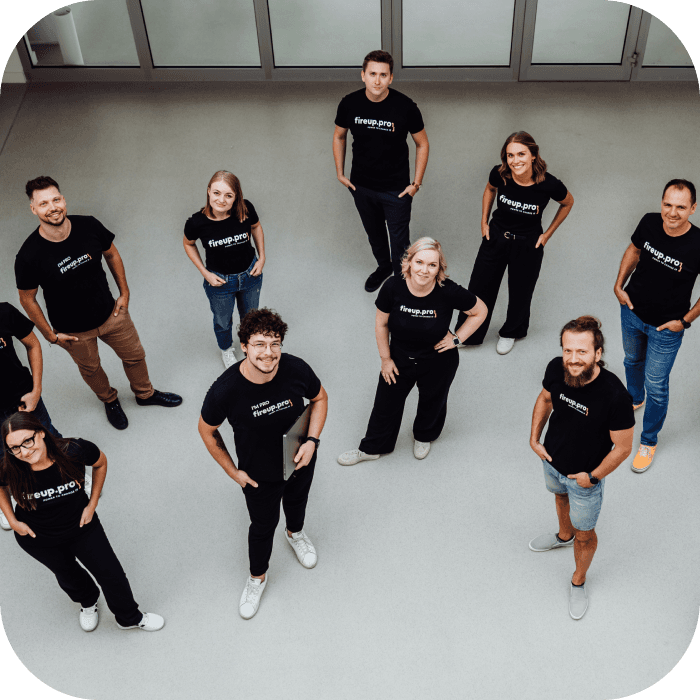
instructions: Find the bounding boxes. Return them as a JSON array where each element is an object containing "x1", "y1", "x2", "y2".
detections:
[
  {"x1": 135, "y1": 389, "x2": 183, "y2": 408},
  {"x1": 105, "y1": 399, "x2": 128, "y2": 430},
  {"x1": 364, "y1": 266, "x2": 393, "y2": 293}
]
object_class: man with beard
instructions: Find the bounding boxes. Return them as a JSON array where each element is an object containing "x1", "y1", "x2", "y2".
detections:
[
  {"x1": 15, "y1": 177, "x2": 182, "y2": 430},
  {"x1": 528, "y1": 316, "x2": 634, "y2": 619}
]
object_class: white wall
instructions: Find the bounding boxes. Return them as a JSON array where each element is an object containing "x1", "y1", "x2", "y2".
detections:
[{"x1": 2, "y1": 47, "x2": 26, "y2": 84}]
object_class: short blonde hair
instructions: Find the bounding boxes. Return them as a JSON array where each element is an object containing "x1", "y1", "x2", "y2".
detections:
[{"x1": 401, "y1": 237, "x2": 449, "y2": 286}]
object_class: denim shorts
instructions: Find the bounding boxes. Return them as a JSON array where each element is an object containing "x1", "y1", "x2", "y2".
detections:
[{"x1": 541, "y1": 459, "x2": 604, "y2": 532}]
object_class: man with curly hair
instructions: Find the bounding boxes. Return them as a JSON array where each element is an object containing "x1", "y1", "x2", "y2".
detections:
[{"x1": 199, "y1": 308, "x2": 328, "y2": 620}]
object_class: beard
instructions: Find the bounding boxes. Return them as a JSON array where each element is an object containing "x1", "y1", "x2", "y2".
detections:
[
  {"x1": 562, "y1": 358, "x2": 596, "y2": 388},
  {"x1": 41, "y1": 210, "x2": 66, "y2": 227}
]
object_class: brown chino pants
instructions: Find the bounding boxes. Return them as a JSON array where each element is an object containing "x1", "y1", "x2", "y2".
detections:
[{"x1": 59, "y1": 309, "x2": 154, "y2": 404}]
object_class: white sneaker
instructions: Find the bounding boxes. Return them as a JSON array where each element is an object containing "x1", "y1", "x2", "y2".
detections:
[
  {"x1": 337, "y1": 449, "x2": 380, "y2": 466},
  {"x1": 79, "y1": 603, "x2": 99, "y2": 632},
  {"x1": 239, "y1": 575, "x2": 267, "y2": 619},
  {"x1": 221, "y1": 346, "x2": 238, "y2": 369},
  {"x1": 496, "y1": 336, "x2": 515, "y2": 355},
  {"x1": 413, "y1": 440, "x2": 431, "y2": 460},
  {"x1": 284, "y1": 528, "x2": 317, "y2": 569},
  {"x1": 117, "y1": 612, "x2": 165, "y2": 631},
  {"x1": 0, "y1": 511, "x2": 10, "y2": 531}
]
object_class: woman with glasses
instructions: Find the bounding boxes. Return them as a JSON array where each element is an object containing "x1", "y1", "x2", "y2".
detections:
[
  {"x1": 457, "y1": 131, "x2": 574, "y2": 355},
  {"x1": 337, "y1": 237, "x2": 486, "y2": 465},
  {"x1": 0, "y1": 412, "x2": 164, "y2": 632},
  {"x1": 183, "y1": 170, "x2": 266, "y2": 368}
]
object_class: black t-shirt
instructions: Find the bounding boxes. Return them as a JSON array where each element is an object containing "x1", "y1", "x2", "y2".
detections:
[
  {"x1": 335, "y1": 88, "x2": 424, "y2": 192},
  {"x1": 200, "y1": 354, "x2": 322, "y2": 482},
  {"x1": 184, "y1": 201, "x2": 260, "y2": 275},
  {"x1": 488, "y1": 166, "x2": 568, "y2": 236},
  {"x1": 0, "y1": 438, "x2": 99, "y2": 544},
  {"x1": 0, "y1": 303, "x2": 34, "y2": 412},
  {"x1": 542, "y1": 358, "x2": 634, "y2": 477},
  {"x1": 376, "y1": 276, "x2": 477, "y2": 362},
  {"x1": 15, "y1": 216, "x2": 116, "y2": 333},
  {"x1": 624, "y1": 213, "x2": 700, "y2": 327}
]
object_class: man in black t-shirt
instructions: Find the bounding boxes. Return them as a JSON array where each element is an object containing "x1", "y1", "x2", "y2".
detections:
[
  {"x1": 199, "y1": 309, "x2": 328, "y2": 620},
  {"x1": 333, "y1": 50, "x2": 429, "y2": 292},
  {"x1": 15, "y1": 177, "x2": 182, "y2": 431},
  {"x1": 613, "y1": 179, "x2": 699, "y2": 473},
  {"x1": 529, "y1": 317, "x2": 634, "y2": 620}
]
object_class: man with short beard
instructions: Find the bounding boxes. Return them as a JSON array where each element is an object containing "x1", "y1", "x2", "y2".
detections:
[{"x1": 529, "y1": 316, "x2": 634, "y2": 619}]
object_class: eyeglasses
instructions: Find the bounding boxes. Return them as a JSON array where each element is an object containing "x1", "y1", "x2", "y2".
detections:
[
  {"x1": 6, "y1": 432, "x2": 37, "y2": 455},
  {"x1": 249, "y1": 342, "x2": 283, "y2": 352}
]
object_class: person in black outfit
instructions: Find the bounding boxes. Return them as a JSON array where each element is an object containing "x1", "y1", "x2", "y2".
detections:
[
  {"x1": 458, "y1": 131, "x2": 574, "y2": 355},
  {"x1": 338, "y1": 238, "x2": 486, "y2": 466},
  {"x1": 15, "y1": 176, "x2": 182, "y2": 431},
  {"x1": 529, "y1": 317, "x2": 634, "y2": 620},
  {"x1": 0, "y1": 412, "x2": 164, "y2": 632},
  {"x1": 183, "y1": 170, "x2": 266, "y2": 369},
  {"x1": 199, "y1": 308, "x2": 328, "y2": 620},
  {"x1": 333, "y1": 49, "x2": 430, "y2": 292}
]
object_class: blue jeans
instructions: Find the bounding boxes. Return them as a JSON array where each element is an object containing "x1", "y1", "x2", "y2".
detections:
[
  {"x1": 0, "y1": 397, "x2": 62, "y2": 438},
  {"x1": 203, "y1": 257, "x2": 263, "y2": 350},
  {"x1": 620, "y1": 303, "x2": 684, "y2": 446},
  {"x1": 542, "y1": 460, "x2": 604, "y2": 531}
]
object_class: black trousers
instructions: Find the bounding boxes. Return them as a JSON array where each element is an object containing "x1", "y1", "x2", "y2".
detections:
[
  {"x1": 16, "y1": 519, "x2": 142, "y2": 627},
  {"x1": 242, "y1": 457, "x2": 316, "y2": 577},
  {"x1": 359, "y1": 349, "x2": 459, "y2": 455},
  {"x1": 351, "y1": 185, "x2": 413, "y2": 276},
  {"x1": 457, "y1": 229, "x2": 544, "y2": 345}
]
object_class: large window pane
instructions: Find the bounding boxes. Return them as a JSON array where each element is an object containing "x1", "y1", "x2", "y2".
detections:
[
  {"x1": 643, "y1": 15, "x2": 693, "y2": 67},
  {"x1": 403, "y1": 0, "x2": 514, "y2": 67},
  {"x1": 268, "y1": 0, "x2": 380, "y2": 67},
  {"x1": 532, "y1": 0, "x2": 630, "y2": 64},
  {"x1": 140, "y1": 0, "x2": 260, "y2": 67},
  {"x1": 27, "y1": 0, "x2": 139, "y2": 66}
]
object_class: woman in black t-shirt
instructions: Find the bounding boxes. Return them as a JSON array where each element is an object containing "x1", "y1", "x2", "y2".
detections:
[
  {"x1": 183, "y1": 170, "x2": 266, "y2": 369},
  {"x1": 458, "y1": 131, "x2": 574, "y2": 355},
  {"x1": 338, "y1": 238, "x2": 486, "y2": 465},
  {"x1": 0, "y1": 412, "x2": 164, "y2": 633}
]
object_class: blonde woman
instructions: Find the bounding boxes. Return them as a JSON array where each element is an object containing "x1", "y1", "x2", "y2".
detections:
[{"x1": 338, "y1": 238, "x2": 486, "y2": 464}]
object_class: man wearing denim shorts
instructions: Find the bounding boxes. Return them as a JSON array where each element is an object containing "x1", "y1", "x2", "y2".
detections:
[
  {"x1": 529, "y1": 316, "x2": 634, "y2": 619},
  {"x1": 613, "y1": 179, "x2": 699, "y2": 473}
]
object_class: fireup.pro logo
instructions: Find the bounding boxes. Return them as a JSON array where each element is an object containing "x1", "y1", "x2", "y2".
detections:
[
  {"x1": 251, "y1": 399, "x2": 293, "y2": 418},
  {"x1": 354, "y1": 117, "x2": 395, "y2": 132},
  {"x1": 560, "y1": 393, "x2": 589, "y2": 416},
  {"x1": 400, "y1": 305, "x2": 437, "y2": 318},
  {"x1": 58, "y1": 254, "x2": 92, "y2": 274},
  {"x1": 499, "y1": 194, "x2": 539, "y2": 215},
  {"x1": 643, "y1": 241, "x2": 683, "y2": 272}
]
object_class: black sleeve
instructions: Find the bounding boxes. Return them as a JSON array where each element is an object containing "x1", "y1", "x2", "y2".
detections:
[
  {"x1": 89, "y1": 217, "x2": 116, "y2": 251},
  {"x1": 184, "y1": 214, "x2": 200, "y2": 242},
  {"x1": 334, "y1": 96, "x2": 350, "y2": 128},
  {"x1": 245, "y1": 200, "x2": 259, "y2": 226},
  {"x1": 375, "y1": 277, "x2": 396, "y2": 313},
  {"x1": 631, "y1": 214, "x2": 652, "y2": 249},
  {"x1": 542, "y1": 357, "x2": 562, "y2": 392},
  {"x1": 607, "y1": 390, "x2": 635, "y2": 432},
  {"x1": 546, "y1": 174, "x2": 568, "y2": 202},
  {"x1": 407, "y1": 100, "x2": 425, "y2": 134},
  {"x1": 15, "y1": 250, "x2": 40, "y2": 291},
  {"x1": 445, "y1": 281, "x2": 477, "y2": 312},
  {"x1": 488, "y1": 166, "x2": 503, "y2": 188},
  {"x1": 67, "y1": 438, "x2": 101, "y2": 467},
  {"x1": 8, "y1": 303, "x2": 35, "y2": 340},
  {"x1": 301, "y1": 361, "x2": 322, "y2": 401},
  {"x1": 201, "y1": 379, "x2": 228, "y2": 428}
]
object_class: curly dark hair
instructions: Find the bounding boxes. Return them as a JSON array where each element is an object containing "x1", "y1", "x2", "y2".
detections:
[
  {"x1": 362, "y1": 50, "x2": 393, "y2": 74},
  {"x1": 560, "y1": 315, "x2": 606, "y2": 368},
  {"x1": 237, "y1": 308, "x2": 288, "y2": 346},
  {"x1": 26, "y1": 176, "x2": 60, "y2": 200},
  {"x1": 1, "y1": 412, "x2": 85, "y2": 511}
]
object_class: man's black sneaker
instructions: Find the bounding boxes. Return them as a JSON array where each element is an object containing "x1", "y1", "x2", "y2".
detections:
[
  {"x1": 364, "y1": 266, "x2": 393, "y2": 293},
  {"x1": 105, "y1": 398, "x2": 128, "y2": 430},
  {"x1": 135, "y1": 390, "x2": 183, "y2": 408}
]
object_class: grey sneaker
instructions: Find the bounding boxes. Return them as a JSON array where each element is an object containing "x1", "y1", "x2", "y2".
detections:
[
  {"x1": 79, "y1": 603, "x2": 99, "y2": 632},
  {"x1": 221, "y1": 346, "x2": 238, "y2": 369},
  {"x1": 337, "y1": 449, "x2": 380, "y2": 466},
  {"x1": 569, "y1": 582, "x2": 588, "y2": 620},
  {"x1": 285, "y1": 528, "x2": 317, "y2": 568},
  {"x1": 528, "y1": 533, "x2": 575, "y2": 552}
]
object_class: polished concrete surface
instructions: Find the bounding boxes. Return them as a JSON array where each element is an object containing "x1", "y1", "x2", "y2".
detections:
[{"x1": 0, "y1": 80, "x2": 699, "y2": 700}]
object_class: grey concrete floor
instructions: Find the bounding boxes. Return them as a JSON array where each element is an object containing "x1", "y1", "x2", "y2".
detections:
[{"x1": 0, "y1": 80, "x2": 699, "y2": 700}]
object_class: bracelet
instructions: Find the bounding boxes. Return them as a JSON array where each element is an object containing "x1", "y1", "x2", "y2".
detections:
[
  {"x1": 305, "y1": 437, "x2": 320, "y2": 448},
  {"x1": 411, "y1": 182, "x2": 422, "y2": 190},
  {"x1": 49, "y1": 334, "x2": 58, "y2": 345}
]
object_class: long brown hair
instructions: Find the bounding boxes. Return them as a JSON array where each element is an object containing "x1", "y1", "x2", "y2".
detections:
[
  {"x1": 202, "y1": 170, "x2": 249, "y2": 223},
  {"x1": 1, "y1": 413, "x2": 85, "y2": 511},
  {"x1": 497, "y1": 131, "x2": 548, "y2": 185}
]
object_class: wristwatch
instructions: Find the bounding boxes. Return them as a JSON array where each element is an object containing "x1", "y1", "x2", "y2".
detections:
[
  {"x1": 679, "y1": 318, "x2": 691, "y2": 329},
  {"x1": 411, "y1": 181, "x2": 422, "y2": 190},
  {"x1": 305, "y1": 437, "x2": 320, "y2": 448},
  {"x1": 588, "y1": 473, "x2": 600, "y2": 485},
  {"x1": 451, "y1": 333, "x2": 460, "y2": 347}
]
